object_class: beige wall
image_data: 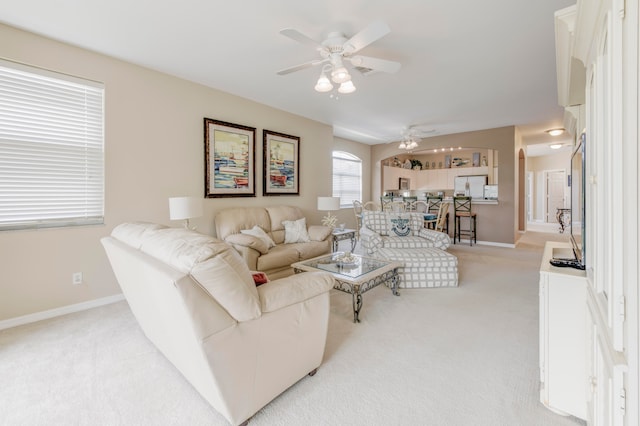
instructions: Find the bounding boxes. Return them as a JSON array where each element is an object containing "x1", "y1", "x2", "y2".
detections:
[
  {"x1": 332, "y1": 137, "x2": 372, "y2": 230},
  {"x1": 0, "y1": 24, "x2": 344, "y2": 320},
  {"x1": 371, "y1": 126, "x2": 517, "y2": 245}
]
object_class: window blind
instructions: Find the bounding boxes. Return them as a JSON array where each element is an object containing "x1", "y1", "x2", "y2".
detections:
[
  {"x1": 0, "y1": 60, "x2": 104, "y2": 230},
  {"x1": 332, "y1": 151, "x2": 362, "y2": 208}
]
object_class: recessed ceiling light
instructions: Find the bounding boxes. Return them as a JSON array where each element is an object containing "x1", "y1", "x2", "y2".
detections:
[
  {"x1": 546, "y1": 128, "x2": 565, "y2": 136},
  {"x1": 550, "y1": 143, "x2": 562, "y2": 149}
]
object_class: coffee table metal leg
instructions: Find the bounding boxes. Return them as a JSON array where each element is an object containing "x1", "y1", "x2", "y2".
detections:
[
  {"x1": 389, "y1": 271, "x2": 400, "y2": 296},
  {"x1": 352, "y1": 292, "x2": 363, "y2": 323}
]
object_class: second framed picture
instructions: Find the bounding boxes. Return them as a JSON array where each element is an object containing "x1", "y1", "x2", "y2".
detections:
[{"x1": 263, "y1": 129, "x2": 300, "y2": 195}]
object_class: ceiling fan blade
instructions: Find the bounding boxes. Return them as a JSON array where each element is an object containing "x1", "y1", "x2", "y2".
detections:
[
  {"x1": 277, "y1": 59, "x2": 326, "y2": 75},
  {"x1": 279, "y1": 28, "x2": 324, "y2": 50},
  {"x1": 343, "y1": 20, "x2": 390, "y2": 54},
  {"x1": 348, "y1": 55, "x2": 401, "y2": 74}
]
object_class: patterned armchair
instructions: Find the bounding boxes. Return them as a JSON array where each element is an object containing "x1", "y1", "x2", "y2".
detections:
[{"x1": 359, "y1": 210, "x2": 451, "y2": 255}]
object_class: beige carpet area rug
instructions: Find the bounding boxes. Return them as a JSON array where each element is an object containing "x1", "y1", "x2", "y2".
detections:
[{"x1": 0, "y1": 232, "x2": 584, "y2": 426}]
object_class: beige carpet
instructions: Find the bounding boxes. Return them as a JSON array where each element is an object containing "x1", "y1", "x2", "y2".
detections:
[{"x1": 0, "y1": 232, "x2": 583, "y2": 426}]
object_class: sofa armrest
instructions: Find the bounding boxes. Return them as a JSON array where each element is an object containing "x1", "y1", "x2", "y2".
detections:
[
  {"x1": 417, "y1": 228, "x2": 452, "y2": 250},
  {"x1": 224, "y1": 233, "x2": 269, "y2": 255},
  {"x1": 257, "y1": 272, "x2": 334, "y2": 313},
  {"x1": 360, "y1": 227, "x2": 383, "y2": 255},
  {"x1": 308, "y1": 225, "x2": 332, "y2": 242}
]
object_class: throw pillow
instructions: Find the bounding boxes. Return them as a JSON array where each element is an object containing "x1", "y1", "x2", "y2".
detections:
[
  {"x1": 240, "y1": 225, "x2": 276, "y2": 249},
  {"x1": 283, "y1": 217, "x2": 311, "y2": 243},
  {"x1": 387, "y1": 213, "x2": 413, "y2": 237},
  {"x1": 251, "y1": 272, "x2": 269, "y2": 286}
]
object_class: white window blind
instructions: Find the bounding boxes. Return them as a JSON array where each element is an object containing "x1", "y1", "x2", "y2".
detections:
[
  {"x1": 332, "y1": 151, "x2": 362, "y2": 208},
  {"x1": 0, "y1": 59, "x2": 104, "y2": 231}
]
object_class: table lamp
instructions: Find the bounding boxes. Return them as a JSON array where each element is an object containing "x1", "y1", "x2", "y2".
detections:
[
  {"x1": 169, "y1": 196, "x2": 203, "y2": 229},
  {"x1": 317, "y1": 196, "x2": 340, "y2": 229}
]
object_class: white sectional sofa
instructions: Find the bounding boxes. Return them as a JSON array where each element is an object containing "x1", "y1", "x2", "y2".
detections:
[{"x1": 101, "y1": 222, "x2": 335, "y2": 426}]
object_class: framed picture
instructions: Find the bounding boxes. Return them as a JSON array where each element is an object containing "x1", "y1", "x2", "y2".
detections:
[
  {"x1": 263, "y1": 129, "x2": 300, "y2": 195},
  {"x1": 473, "y1": 152, "x2": 481, "y2": 167},
  {"x1": 204, "y1": 118, "x2": 256, "y2": 198},
  {"x1": 399, "y1": 177, "x2": 410, "y2": 190}
]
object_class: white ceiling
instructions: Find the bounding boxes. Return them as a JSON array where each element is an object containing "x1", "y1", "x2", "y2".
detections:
[{"x1": 0, "y1": 0, "x2": 575, "y2": 151}]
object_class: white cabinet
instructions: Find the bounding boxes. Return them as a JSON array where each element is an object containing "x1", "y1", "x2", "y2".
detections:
[
  {"x1": 539, "y1": 241, "x2": 587, "y2": 420},
  {"x1": 554, "y1": 0, "x2": 638, "y2": 424},
  {"x1": 383, "y1": 166, "x2": 411, "y2": 191},
  {"x1": 414, "y1": 166, "x2": 490, "y2": 191}
]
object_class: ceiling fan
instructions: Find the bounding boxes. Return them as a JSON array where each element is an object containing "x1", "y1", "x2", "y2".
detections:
[
  {"x1": 397, "y1": 126, "x2": 436, "y2": 150},
  {"x1": 277, "y1": 20, "x2": 401, "y2": 93}
]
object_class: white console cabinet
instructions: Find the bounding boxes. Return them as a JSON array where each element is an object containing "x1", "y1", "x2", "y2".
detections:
[{"x1": 539, "y1": 241, "x2": 587, "y2": 420}]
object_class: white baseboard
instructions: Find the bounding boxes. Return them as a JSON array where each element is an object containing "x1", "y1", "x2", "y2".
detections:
[
  {"x1": 526, "y1": 221, "x2": 562, "y2": 233},
  {"x1": 453, "y1": 239, "x2": 516, "y2": 248},
  {"x1": 0, "y1": 293, "x2": 125, "y2": 331}
]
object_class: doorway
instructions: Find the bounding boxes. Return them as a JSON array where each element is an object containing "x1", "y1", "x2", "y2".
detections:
[{"x1": 545, "y1": 170, "x2": 566, "y2": 223}]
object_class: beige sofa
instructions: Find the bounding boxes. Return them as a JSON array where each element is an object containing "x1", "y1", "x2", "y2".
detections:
[
  {"x1": 101, "y1": 222, "x2": 335, "y2": 426},
  {"x1": 215, "y1": 205, "x2": 332, "y2": 279}
]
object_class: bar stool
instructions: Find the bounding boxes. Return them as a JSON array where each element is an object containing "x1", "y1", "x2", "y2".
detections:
[{"x1": 453, "y1": 196, "x2": 476, "y2": 245}]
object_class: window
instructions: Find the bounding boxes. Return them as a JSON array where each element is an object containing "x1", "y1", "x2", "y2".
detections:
[
  {"x1": 0, "y1": 59, "x2": 104, "y2": 231},
  {"x1": 332, "y1": 151, "x2": 362, "y2": 208}
]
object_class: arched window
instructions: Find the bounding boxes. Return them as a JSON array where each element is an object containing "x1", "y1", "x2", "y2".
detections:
[{"x1": 332, "y1": 151, "x2": 362, "y2": 208}]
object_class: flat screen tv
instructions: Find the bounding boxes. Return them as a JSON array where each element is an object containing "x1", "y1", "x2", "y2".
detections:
[
  {"x1": 569, "y1": 133, "x2": 586, "y2": 268},
  {"x1": 550, "y1": 132, "x2": 585, "y2": 270}
]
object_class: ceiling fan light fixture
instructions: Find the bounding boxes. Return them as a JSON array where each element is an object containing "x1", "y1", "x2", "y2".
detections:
[
  {"x1": 398, "y1": 141, "x2": 407, "y2": 149},
  {"x1": 331, "y1": 66, "x2": 351, "y2": 83},
  {"x1": 338, "y1": 80, "x2": 356, "y2": 94},
  {"x1": 314, "y1": 73, "x2": 333, "y2": 92}
]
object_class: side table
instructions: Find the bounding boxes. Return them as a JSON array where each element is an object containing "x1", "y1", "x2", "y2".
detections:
[{"x1": 331, "y1": 228, "x2": 357, "y2": 252}]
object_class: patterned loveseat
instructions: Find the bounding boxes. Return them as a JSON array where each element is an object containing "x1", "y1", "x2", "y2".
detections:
[
  {"x1": 360, "y1": 211, "x2": 451, "y2": 255},
  {"x1": 360, "y1": 211, "x2": 457, "y2": 288}
]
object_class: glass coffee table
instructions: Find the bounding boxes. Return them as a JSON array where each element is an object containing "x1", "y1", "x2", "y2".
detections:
[{"x1": 292, "y1": 253, "x2": 401, "y2": 323}]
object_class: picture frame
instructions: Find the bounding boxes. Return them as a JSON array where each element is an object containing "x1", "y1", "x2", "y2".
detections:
[
  {"x1": 263, "y1": 129, "x2": 300, "y2": 195},
  {"x1": 204, "y1": 118, "x2": 256, "y2": 198},
  {"x1": 399, "y1": 177, "x2": 410, "y2": 190}
]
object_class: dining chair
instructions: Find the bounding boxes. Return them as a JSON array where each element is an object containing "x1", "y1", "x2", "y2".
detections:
[
  {"x1": 402, "y1": 196, "x2": 418, "y2": 212},
  {"x1": 435, "y1": 203, "x2": 450, "y2": 233},
  {"x1": 363, "y1": 201, "x2": 380, "y2": 211},
  {"x1": 353, "y1": 200, "x2": 363, "y2": 240},
  {"x1": 380, "y1": 196, "x2": 393, "y2": 211}
]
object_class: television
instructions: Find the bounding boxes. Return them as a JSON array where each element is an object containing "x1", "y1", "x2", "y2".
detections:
[
  {"x1": 569, "y1": 132, "x2": 586, "y2": 269},
  {"x1": 550, "y1": 132, "x2": 585, "y2": 270}
]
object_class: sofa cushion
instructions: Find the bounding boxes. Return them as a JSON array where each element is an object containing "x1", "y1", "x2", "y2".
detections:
[
  {"x1": 362, "y1": 211, "x2": 388, "y2": 235},
  {"x1": 111, "y1": 222, "x2": 168, "y2": 249},
  {"x1": 241, "y1": 225, "x2": 276, "y2": 249},
  {"x1": 386, "y1": 212, "x2": 423, "y2": 237},
  {"x1": 308, "y1": 225, "x2": 332, "y2": 242},
  {"x1": 137, "y1": 227, "x2": 261, "y2": 322},
  {"x1": 190, "y1": 250, "x2": 262, "y2": 321},
  {"x1": 283, "y1": 217, "x2": 311, "y2": 243},
  {"x1": 383, "y1": 236, "x2": 438, "y2": 249},
  {"x1": 288, "y1": 240, "x2": 330, "y2": 260},
  {"x1": 257, "y1": 244, "x2": 301, "y2": 272},
  {"x1": 215, "y1": 207, "x2": 272, "y2": 241},
  {"x1": 266, "y1": 205, "x2": 305, "y2": 244}
]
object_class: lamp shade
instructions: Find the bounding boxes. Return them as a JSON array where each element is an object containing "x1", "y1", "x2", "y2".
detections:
[
  {"x1": 169, "y1": 196, "x2": 203, "y2": 220},
  {"x1": 317, "y1": 196, "x2": 340, "y2": 211}
]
